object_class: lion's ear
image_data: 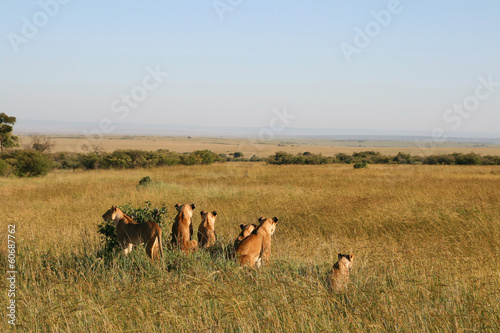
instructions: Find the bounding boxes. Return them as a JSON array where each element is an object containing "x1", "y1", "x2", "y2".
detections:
[
  {"x1": 338, "y1": 253, "x2": 342, "y2": 260},
  {"x1": 175, "y1": 203, "x2": 180, "y2": 209},
  {"x1": 191, "y1": 204, "x2": 196, "y2": 210},
  {"x1": 258, "y1": 216, "x2": 265, "y2": 223},
  {"x1": 212, "y1": 211, "x2": 217, "y2": 216},
  {"x1": 112, "y1": 205, "x2": 117, "y2": 211},
  {"x1": 349, "y1": 253, "x2": 354, "y2": 261},
  {"x1": 200, "y1": 210, "x2": 207, "y2": 216},
  {"x1": 252, "y1": 224, "x2": 258, "y2": 228},
  {"x1": 272, "y1": 217, "x2": 279, "y2": 223},
  {"x1": 240, "y1": 224, "x2": 245, "y2": 230}
]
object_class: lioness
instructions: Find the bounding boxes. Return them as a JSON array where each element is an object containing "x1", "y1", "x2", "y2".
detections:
[
  {"x1": 235, "y1": 217, "x2": 278, "y2": 268},
  {"x1": 197, "y1": 210, "x2": 217, "y2": 249},
  {"x1": 233, "y1": 223, "x2": 257, "y2": 250},
  {"x1": 171, "y1": 203, "x2": 198, "y2": 253},
  {"x1": 102, "y1": 205, "x2": 163, "y2": 260},
  {"x1": 328, "y1": 253, "x2": 354, "y2": 292}
]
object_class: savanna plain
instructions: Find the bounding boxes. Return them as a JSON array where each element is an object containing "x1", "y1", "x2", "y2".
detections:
[{"x1": 1, "y1": 159, "x2": 499, "y2": 331}]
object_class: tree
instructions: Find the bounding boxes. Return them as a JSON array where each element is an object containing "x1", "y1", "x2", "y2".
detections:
[
  {"x1": 233, "y1": 152, "x2": 244, "y2": 158},
  {"x1": 0, "y1": 113, "x2": 19, "y2": 151},
  {"x1": 81, "y1": 139, "x2": 104, "y2": 154},
  {"x1": 30, "y1": 133, "x2": 54, "y2": 152}
]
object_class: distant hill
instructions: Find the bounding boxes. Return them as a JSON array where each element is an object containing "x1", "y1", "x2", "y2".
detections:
[{"x1": 15, "y1": 118, "x2": 500, "y2": 144}]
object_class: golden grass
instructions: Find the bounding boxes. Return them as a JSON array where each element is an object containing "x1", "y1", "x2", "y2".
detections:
[
  {"x1": 18, "y1": 135, "x2": 500, "y2": 157},
  {"x1": 1, "y1": 163, "x2": 499, "y2": 331}
]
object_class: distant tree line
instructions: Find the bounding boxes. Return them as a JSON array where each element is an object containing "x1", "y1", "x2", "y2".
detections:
[
  {"x1": 266, "y1": 151, "x2": 500, "y2": 166},
  {"x1": 1, "y1": 148, "x2": 499, "y2": 178},
  {"x1": 0, "y1": 149, "x2": 225, "y2": 177}
]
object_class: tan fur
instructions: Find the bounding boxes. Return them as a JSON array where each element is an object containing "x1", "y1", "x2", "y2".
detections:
[
  {"x1": 171, "y1": 203, "x2": 198, "y2": 254},
  {"x1": 235, "y1": 217, "x2": 278, "y2": 268},
  {"x1": 102, "y1": 206, "x2": 163, "y2": 260},
  {"x1": 197, "y1": 210, "x2": 217, "y2": 249},
  {"x1": 233, "y1": 223, "x2": 257, "y2": 250},
  {"x1": 328, "y1": 253, "x2": 354, "y2": 292}
]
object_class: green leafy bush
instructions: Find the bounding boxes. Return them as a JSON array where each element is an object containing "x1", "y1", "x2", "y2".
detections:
[
  {"x1": 78, "y1": 153, "x2": 100, "y2": 169},
  {"x1": 138, "y1": 176, "x2": 152, "y2": 186},
  {"x1": 353, "y1": 161, "x2": 368, "y2": 169},
  {"x1": 0, "y1": 158, "x2": 10, "y2": 176},
  {"x1": 10, "y1": 150, "x2": 53, "y2": 177},
  {"x1": 53, "y1": 152, "x2": 80, "y2": 170}
]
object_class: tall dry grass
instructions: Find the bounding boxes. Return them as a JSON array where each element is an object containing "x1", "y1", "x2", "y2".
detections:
[{"x1": 1, "y1": 163, "x2": 499, "y2": 332}]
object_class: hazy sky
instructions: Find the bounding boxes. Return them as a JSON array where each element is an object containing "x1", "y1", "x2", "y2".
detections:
[{"x1": 1, "y1": 0, "x2": 499, "y2": 137}]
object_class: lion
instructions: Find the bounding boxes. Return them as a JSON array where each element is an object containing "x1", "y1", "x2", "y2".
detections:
[
  {"x1": 235, "y1": 217, "x2": 278, "y2": 268},
  {"x1": 328, "y1": 253, "x2": 354, "y2": 292},
  {"x1": 197, "y1": 210, "x2": 217, "y2": 249},
  {"x1": 101, "y1": 205, "x2": 163, "y2": 260},
  {"x1": 171, "y1": 203, "x2": 198, "y2": 253},
  {"x1": 233, "y1": 223, "x2": 257, "y2": 250}
]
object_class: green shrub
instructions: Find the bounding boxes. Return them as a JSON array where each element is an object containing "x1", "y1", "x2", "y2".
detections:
[
  {"x1": 138, "y1": 176, "x2": 152, "y2": 186},
  {"x1": 78, "y1": 153, "x2": 100, "y2": 169},
  {"x1": 267, "y1": 151, "x2": 297, "y2": 165},
  {"x1": 353, "y1": 161, "x2": 368, "y2": 169},
  {"x1": 191, "y1": 150, "x2": 224, "y2": 165},
  {"x1": 53, "y1": 152, "x2": 80, "y2": 170},
  {"x1": 393, "y1": 152, "x2": 415, "y2": 164},
  {"x1": 154, "y1": 150, "x2": 181, "y2": 166},
  {"x1": 335, "y1": 153, "x2": 353, "y2": 163},
  {"x1": 179, "y1": 153, "x2": 198, "y2": 165},
  {"x1": 233, "y1": 152, "x2": 244, "y2": 158},
  {"x1": 0, "y1": 158, "x2": 10, "y2": 176},
  {"x1": 100, "y1": 151, "x2": 133, "y2": 169},
  {"x1": 11, "y1": 150, "x2": 53, "y2": 177},
  {"x1": 455, "y1": 152, "x2": 481, "y2": 165}
]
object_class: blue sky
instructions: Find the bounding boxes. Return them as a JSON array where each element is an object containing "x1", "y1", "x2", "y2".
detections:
[{"x1": 1, "y1": 0, "x2": 499, "y2": 137}]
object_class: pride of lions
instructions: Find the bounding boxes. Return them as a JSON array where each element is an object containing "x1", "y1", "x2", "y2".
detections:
[{"x1": 102, "y1": 203, "x2": 353, "y2": 292}]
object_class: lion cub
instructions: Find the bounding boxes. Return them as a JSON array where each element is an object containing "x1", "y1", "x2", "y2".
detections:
[
  {"x1": 328, "y1": 253, "x2": 354, "y2": 292},
  {"x1": 235, "y1": 217, "x2": 278, "y2": 268},
  {"x1": 102, "y1": 205, "x2": 163, "y2": 260},
  {"x1": 233, "y1": 223, "x2": 257, "y2": 250},
  {"x1": 197, "y1": 210, "x2": 217, "y2": 249},
  {"x1": 171, "y1": 203, "x2": 198, "y2": 254}
]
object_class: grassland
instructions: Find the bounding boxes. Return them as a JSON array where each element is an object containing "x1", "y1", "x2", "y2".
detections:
[
  {"x1": 1, "y1": 163, "x2": 499, "y2": 332},
  {"x1": 18, "y1": 135, "x2": 500, "y2": 157}
]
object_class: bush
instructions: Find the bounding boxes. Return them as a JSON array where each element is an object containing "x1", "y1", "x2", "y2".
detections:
[
  {"x1": 192, "y1": 150, "x2": 224, "y2": 165},
  {"x1": 353, "y1": 161, "x2": 368, "y2": 169},
  {"x1": 335, "y1": 153, "x2": 353, "y2": 164},
  {"x1": 455, "y1": 153, "x2": 481, "y2": 165},
  {"x1": 11, "y1": 150, "x2": 53, "y2": 177},
  {"x1": 154, "y1": 150, "x2": 181, "y2": 166},
  {"x1": 53, "y1": 152, "x2": 80, "y2": 170},
  {"x1": 138, "y1": 176, "x2": 152, "y2": 186},
  {"x1": 97, "y1": 201, "x2": 169, "y2": 257},
  {"x1": 233, "y1": 152, "x2": 244, "y2": 158},
  {"x1": 78, "y1": 153, "x2": 100, "y2": 169},
  {"x1": 0, "y1": 158, "x2": 10, "y2": 176},
  {"x1": 267, "y1": 151, "x2": 297, "y2": 165},
  {"x1": 393, "y1": 152, "x2": 417, "y2": 164}
]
